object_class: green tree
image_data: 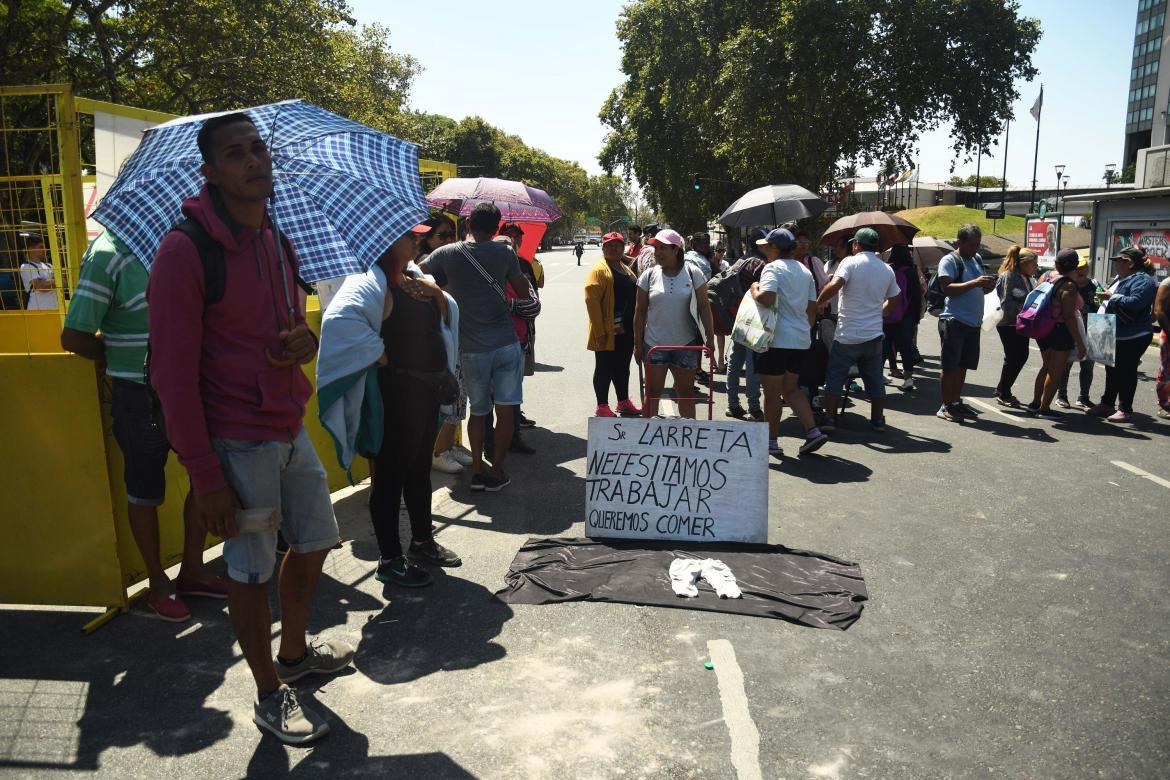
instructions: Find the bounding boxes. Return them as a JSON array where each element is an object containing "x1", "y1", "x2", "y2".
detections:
[
  {"x1": 600, "y1": 0, "x2": 1040, "y2": 228},
  {"x1": 947, "y1": 175, "x2": 1007, "y2": 187}
]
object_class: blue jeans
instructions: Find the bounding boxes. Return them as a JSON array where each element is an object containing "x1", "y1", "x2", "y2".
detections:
[
  {"x1": 726, "y1": 341, "x2": 761, "y2": 412},
  {"x1": 825, "y1": 337, "x2": 886, "y2": 400}
]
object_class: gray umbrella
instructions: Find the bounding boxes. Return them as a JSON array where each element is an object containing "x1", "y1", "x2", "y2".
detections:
[{"x1": 718, "y1": 184, "x2": 829, "y2": 227}]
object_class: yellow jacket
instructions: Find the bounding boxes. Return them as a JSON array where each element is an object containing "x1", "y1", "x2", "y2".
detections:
[{"x1": 584, "y1": 258, "x2": 635, "y2": 351}]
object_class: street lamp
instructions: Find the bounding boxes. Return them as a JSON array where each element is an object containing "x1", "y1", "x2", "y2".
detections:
[
  {"x1": 1057, "y1": 170, "x2": 1069, "y2": 215},
  {"x1": 1104, "y1": 163, "x2": 1117, "y2": 190},
  {"x1": 1054, "y1": 164, "x2": 1066, "y2": 214}
]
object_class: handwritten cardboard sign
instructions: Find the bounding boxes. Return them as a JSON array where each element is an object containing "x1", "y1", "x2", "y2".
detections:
[{"x1": 585, "y1": 417, "x2": 768, "y2": 543}]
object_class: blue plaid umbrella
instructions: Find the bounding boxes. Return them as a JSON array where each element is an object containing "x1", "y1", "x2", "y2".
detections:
[{"x1": 91, "y1": 99, "x2": 429, "y2": 283}]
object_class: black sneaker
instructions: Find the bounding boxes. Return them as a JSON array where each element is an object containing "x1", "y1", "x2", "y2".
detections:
[
  {"x1": 518, "y1": 412, "x2": 536, "y2": 428},
  {"x1": 749, "y1": 408, "x2": 765, "y2": 422},
  {"x1": 956, "y1": 400, "x2": 981, "y2": 416},
  {"x1": 509, "y1": 435, "x2": 536, "y2": 455},
  {"x1": 1036, "y1": 407, "x2": 1064, "y2": 420},
  {"x1": 725, "y1": 406, "x2": 747, "y2": 419},
  {"x1": 374, "y1": 556, "x2": 432, "y2": 587},
  {"x1": 870, "y1": 416, "x2": 887, "y2": 432},
  {"x1": 470, "y1": 472, "x2": 489, "y2": 491},
  {"x1": 482, "y1": 472, "x2": 511, "y2": 492},
  {"x1": 408, "y1": 539, "x2": 462, "y2": 567},
  {"x1": 1023, "y1": 401, "x2": 1041, "y2": 415}
]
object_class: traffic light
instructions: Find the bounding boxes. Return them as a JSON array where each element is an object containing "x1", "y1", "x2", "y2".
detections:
[{"x1": 692, "y1": 174, "x2": 701, "y2": 191}]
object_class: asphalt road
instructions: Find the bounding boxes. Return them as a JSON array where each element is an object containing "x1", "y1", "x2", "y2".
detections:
[{"x1": 3, "y1": 245, "x2": 1169, "y2": 779}]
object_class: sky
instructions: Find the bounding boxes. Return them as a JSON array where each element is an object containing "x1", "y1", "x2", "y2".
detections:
[{"x1": 350, "y1": 0, "x2": 1134, "y2": 191}]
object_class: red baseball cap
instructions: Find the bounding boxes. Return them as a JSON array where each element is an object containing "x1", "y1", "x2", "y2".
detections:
[
  {"x1": 410, "y1": 223, "x2": 432, "y2": 234},
  {"x1": 602, "y1": 231, "x2": 625, "y2": 245}
]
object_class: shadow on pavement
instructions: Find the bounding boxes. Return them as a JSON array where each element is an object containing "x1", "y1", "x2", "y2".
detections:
[
  {"x1": 245, "y1": 697, "x2": 475, "y2": 778},
  {"x1": 532, "y1": 362, "x2": 564, "y2": 373},
  {"x1": 772, "y1": 453, "x2": 873, "y2": 483},
  {"x1": 354, "y1": 571, "x2": 511, "y2": 686},
  {"x1": 0, "y1": 607, "x2": 234, "y2": 772}
]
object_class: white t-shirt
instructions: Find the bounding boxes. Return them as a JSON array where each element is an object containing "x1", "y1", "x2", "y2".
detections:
[
  {"x1": 637, "y1": 265, "x2": 703, "y2": 348},
  {"x1": 832, "y1": 251, "x2": 900, "y2": 344},
  {"x1": 20, "y1": 261, "x2": 56, "y2": 310},
  {"x1": 758, "y1": 259, "x2": 816, "y2": 350}
]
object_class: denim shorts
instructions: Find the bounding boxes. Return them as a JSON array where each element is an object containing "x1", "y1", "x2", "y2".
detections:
[
  {"x1": 646, "y1": 342, "x2": 701, "y2": 371},
  {"x1": 213, "y1": 427, "x2": 339, "y2": 584},
  {"x1": 461, "y1": 341, "x2": 524, "y2": 416},
  {"x1": 110, "y1": 379, "x2": 171, "y2": 506},
  {"x1": 824, "y1": 337, "x2": 886, "y2": 399}
]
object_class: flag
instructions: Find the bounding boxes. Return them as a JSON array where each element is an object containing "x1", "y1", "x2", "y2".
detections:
[
  {"x1": 1030, "y1": 86, "x2": 1043, "y2": 121},
  {"x1": 894, "y1": 166, "x2": 915, "y2": 184}
]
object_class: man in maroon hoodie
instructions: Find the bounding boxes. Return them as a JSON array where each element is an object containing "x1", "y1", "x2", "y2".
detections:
[{"x1": 147, "y1": 113, "x2": 352, "y2": 745}]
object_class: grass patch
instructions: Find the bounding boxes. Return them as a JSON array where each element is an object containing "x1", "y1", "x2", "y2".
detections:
[{"x1": 895, "y1": 205, "x2": 1026, "y2": 239}]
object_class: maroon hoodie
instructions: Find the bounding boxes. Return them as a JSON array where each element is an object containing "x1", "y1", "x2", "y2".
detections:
[{"x1": 147, "y1": 185, "x2": 313, "y2": 496}]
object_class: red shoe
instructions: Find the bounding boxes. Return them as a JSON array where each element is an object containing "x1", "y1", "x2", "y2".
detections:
[
  {"x1": 176, "y1": 575, "x2": 231, "y2": 599},
  {"x1": 615, "y1": 399, "x2": 641, "y2": 417},
  {"x1": 147, "y1": 592, "x2": 191, "y2": 622},
  {"x1": 595, "y1": 404, "x2": 617, "y2": 417}
]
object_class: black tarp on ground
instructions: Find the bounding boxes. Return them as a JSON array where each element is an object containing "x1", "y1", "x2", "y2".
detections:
[{"x1": 495, "y1": 537, "x2": 867, "y2": 630}]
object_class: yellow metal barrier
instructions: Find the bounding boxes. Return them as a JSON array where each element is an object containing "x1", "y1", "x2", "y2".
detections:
[{"x1": 0, "y1": 86, "x2": 445, "y2": 628}]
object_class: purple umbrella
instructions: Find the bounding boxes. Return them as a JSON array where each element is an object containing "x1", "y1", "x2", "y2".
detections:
[{"x1": 426, "y1": 177, "x2": 563, "y2": 223}]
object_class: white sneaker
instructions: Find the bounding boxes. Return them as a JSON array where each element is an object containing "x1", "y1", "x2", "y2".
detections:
[
  {"x1": 900, "y1": 377, "x2": 915, "y2": 391},
  {"x1": 431, "y1": 452, "x2": 464, "y2": 474},
  {"x1": 449, "y1": 447, "x2": 474, "y2": 466}
]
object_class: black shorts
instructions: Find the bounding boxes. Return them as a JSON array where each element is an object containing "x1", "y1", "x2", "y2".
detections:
[
  {"x1": 938, "y1": 318, "x2": 981, "y2": 371},
  {"x1": 110, "y1": 378, "x2": 171, "y2": 506},
  {"x1": 1037, "y1": 322, "x2": 1075, "y2": 353},
  {"x1": 754, "y1": 347, "x2": 804, "y2": 376}
]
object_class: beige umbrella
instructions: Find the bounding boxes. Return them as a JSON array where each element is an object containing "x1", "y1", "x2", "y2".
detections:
[{"x1": 820, "y1": 211, "x2": 919, "y2": 250}]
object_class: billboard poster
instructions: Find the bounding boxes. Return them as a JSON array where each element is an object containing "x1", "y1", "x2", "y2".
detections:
[
  {"x1": 1026, "y1": 217, "x2": 1059, "y2": 265},
  {"x1": 1110, "y1": 229, "x2": 1170, "y2": 275}
]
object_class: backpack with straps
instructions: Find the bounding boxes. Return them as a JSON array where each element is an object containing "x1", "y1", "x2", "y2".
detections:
[
  {"x1": 1015, "y1": 276, "x2": 1072, "y2": 339},
  {"x1": 707, "y1": 261, "x2": 745, "y2": 336},
  {"x1": 925, "y1": 252, "x2": 981, "y2": 317}
]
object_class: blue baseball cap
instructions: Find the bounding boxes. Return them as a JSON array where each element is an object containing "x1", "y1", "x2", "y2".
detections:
[{"x1": 756, "y1": 228, "x2": 796, "y2": 250}]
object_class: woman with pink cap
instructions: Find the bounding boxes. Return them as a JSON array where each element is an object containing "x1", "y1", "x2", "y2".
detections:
[{"x1": 632, "y1": 228, "x2": 716, "y2": 418}]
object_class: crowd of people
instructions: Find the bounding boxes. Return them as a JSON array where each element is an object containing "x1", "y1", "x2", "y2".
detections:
[
  {"x1": 586, "y1": 220, "x2": 1168, "y2": 455},
  {"x1": 48, "y1": 111, "x2": 1167, "y2": 747}
]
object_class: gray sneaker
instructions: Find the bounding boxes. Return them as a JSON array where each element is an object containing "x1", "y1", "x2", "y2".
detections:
[
  {"x1": 275, "y1": 638, "x2": 356, "y2": 683},
  {"x1": 253, "y1": 684, "x2": 328, "y2": 745}
]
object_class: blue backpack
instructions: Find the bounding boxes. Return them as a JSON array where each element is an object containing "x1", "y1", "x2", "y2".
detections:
[{"x1": 1015, "y1": 277, "x2": 1071, "y2": 339}]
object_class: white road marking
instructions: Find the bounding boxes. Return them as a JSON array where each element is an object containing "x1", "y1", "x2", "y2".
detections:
[
  {"x1": 707, "y1": 639, "x2": 763, "y2": 780},
  {"x1": 1111, "y1": 460, "x2": 1170, "y2": 490},
  {"x1": 963, "y1": 396, "x2": 1020, "y2": 422}
]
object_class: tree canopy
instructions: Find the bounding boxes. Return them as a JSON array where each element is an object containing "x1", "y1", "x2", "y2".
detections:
[
  {"x1": 948, "y1": 175, "x2": 1009, "y2": 188},
  {"x1": 1, "y1": 0, "x2": 635, "y2": 237},
  {"x1": 599, "y1": 0, "x2": 1040, "y2": 230}
]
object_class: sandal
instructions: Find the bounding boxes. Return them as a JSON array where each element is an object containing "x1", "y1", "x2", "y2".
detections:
[{"x1": 1157, "y1": 408, "x2": 1170, "y2": 420}]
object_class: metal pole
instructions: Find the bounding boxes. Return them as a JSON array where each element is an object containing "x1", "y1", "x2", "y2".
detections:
[
  {"x1": 1000, "y1": 121, "x2": 1010, "y2": 212},
  {"x1": 975, "y1": 147, "x2": 982, "y2": 209},
  {"x1": 1030, "y1": 86, "x2": 1043, "y2": 213}
]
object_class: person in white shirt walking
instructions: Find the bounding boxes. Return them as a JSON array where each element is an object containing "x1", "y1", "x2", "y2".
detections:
[{"x1": 814, "y1": 228, "x2": 902, "y2": 432}]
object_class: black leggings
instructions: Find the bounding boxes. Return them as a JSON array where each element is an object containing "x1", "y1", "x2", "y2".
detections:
[
  {"x1": 593, "y1": 332, "x2": 634, "y2": 405},
  {"x1": 369, "y1": 374, "x2": 440, "y2": 560},
  {"x1": 996, "y1": 325, "x2": 1031, "y2": 397},
  {"x1": 1101, "y1": 333, "x2": 1153, "y2": 413}
]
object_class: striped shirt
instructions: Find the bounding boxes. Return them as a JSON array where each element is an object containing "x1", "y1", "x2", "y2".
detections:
[{"x1": 63, "y1": 232, "x2": 150, "y2": 382}]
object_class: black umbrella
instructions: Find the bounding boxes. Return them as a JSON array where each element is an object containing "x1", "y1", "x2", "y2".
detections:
[{"x1": 718, "y1": 184, "x2": 829, "y2": 227}]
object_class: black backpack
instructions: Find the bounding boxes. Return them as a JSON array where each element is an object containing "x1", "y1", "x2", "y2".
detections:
[
  {"x1": 925, "y1": 252, "x2": 982, "y2": 317},
  {"x1": 707, "y1": 262, "x2": 745, "y2": 335}
]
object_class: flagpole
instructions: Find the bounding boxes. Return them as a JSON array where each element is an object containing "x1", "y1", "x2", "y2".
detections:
[
  {"x1": 1029, "y1": 85, "x2": 1043, "y2": 213},
  {"x1": 1001, "y1": 120, "x2": 1010, "y2": 211}
]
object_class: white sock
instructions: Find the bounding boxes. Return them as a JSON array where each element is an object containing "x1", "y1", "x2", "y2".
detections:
[
  {"x1": 668, "y1": 559, "x2": 702, "y2": 597},
  {"x1": 700, "y1": 559, "x2": 742, "y2": 599}
]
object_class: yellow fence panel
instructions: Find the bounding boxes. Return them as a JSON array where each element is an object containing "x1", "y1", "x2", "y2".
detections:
[{"x1": 0, "y1": 354, "x2": 124, "y2": 607}]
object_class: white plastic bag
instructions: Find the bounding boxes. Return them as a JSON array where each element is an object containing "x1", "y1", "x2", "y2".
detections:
[
  {"x1": 981, "y1": 291, "x2": 1003, "y2": 331},
  {"x1": 731, "y1": 291, "x2": 778, "y2": 353},
  {"x1": 1085, "y1": 312, "x2": 1116, "y2": 367}
]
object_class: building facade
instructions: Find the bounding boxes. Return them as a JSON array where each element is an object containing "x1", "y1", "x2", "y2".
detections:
[{"x1": 1124, "y1": 0, "x2": 1170, "y2": 168}]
